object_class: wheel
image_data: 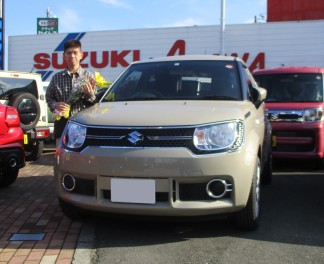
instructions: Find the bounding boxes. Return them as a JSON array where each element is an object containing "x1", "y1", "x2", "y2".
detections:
[
  {"x1": 261, "y1": 150, "x2": 272, "y2": 185},
  {"x1": 59, "y1": 198, "x2": 85, "y2": 220},
  {"x1": 0, "y1": 169, "x2": 19, "y2": 187},
  {"x1": 232, "y1": 158, "x2": 261, "y2": 230},
  {"x1": 25, "y1": 141, "x2": 44, "y2": 161},
  {"x1": 10, "y1": 92, "x2": 40, "y2": 131}
]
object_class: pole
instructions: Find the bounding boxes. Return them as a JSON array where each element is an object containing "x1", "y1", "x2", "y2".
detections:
[
  {"x1": 0, "y1": 0, "x2": 4, "y2": 70},
  {"x1": 220, "y1": 0, "x2": 225, "y2": 55}
]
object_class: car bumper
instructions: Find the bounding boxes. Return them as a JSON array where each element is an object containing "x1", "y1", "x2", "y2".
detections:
[
  {"x1": 271, "y1": 121, "x2": 324, "y2": 160},
  {"x1": 54, "y1": 146, "x2": 257, "y2": 217},
  {"x1": 0, "y1": 143, "x2": 25, "y2": 170},
  {"x1": 24, "y1": 127, "x2": 50, "y2": 144}
]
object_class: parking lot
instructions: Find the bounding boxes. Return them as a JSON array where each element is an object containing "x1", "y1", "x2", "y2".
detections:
[
  {"x1": 89, "y1": 159, "x2": 324, "y2": 263},
  {"x1": 0, "y1": 144, "x2": 84, "y2": 264},
  {"x1": 1, "y1": 144, "x2": 324, "y2": 264}
]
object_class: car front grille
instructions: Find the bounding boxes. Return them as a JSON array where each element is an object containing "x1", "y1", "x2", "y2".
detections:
[
  {"x1": 84, "y1": 127, "x2": 200, "y2": 154},
  {"x1": 65, "y1": 178, "x2": 233, "y2": 206},
  {"x1": 268, "y1": 109, "x2": 317, "y2": 153},
  {"x1": 273, "y1": 130, "x2": 316, "y2": 152},
  {"x1": 73, "y1": 123, "x2": 243, "y2": 155},
  {"x1": 101, "y1": 180, "x2": 230, "y2": 202},
  {"x1": 178, "y1": 182, "x2": 230, "y2": 201},
  {"x1": 69, "y1": 178, "x2": 95, "y2": 196}
]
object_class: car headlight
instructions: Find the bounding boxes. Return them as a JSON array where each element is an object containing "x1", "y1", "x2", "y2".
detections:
[
  {"x1": 62, "y1": 122, "x2": 87, "y2": 149},
  {"x1": 303, "y1": 108, "x2": 323, "y2": 122},
  {"x1": 193, "y1": 121, "x2": 244, "y2": 152}
]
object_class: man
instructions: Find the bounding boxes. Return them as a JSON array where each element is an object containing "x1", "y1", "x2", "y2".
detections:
[{"x1": 46, "y1": 39, "x2": 96, "y2": 147}]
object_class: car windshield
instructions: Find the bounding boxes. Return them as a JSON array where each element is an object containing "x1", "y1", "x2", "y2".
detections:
[
  {"x1": 254, "y1": 73, "x2": 323, "y2": 102},
  {"x1": 101, "y1": 60, "x2": 242, "y2": 102}
]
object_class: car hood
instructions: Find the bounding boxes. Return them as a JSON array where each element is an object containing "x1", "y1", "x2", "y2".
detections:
[{"x1": 71, "y1": 101, "x2": 254, "y2": 127}]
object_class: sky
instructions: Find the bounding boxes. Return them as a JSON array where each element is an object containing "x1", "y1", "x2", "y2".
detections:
[{"x1": 5, "y1": 0, "x2": 267, "y2": 38}]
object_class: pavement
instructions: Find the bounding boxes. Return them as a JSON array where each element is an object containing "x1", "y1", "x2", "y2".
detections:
[{"x1": 0, "y1": 143, "x2": 94, "y2": 264}]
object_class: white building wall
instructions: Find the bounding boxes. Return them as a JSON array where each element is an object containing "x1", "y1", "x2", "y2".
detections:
[{"x1": 8, "y1": 20, "x2": 324, "y2": 82}]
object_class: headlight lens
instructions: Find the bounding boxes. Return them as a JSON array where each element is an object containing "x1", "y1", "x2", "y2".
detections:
[
  {"x1": 193, "y1": 121, "x2": 244, "y2": 151},
  {"x1": 63, "y1": 123, "x2": 87, "y2": 149},
  {"x1": 303, "y1": 108, "x2": 323, "y2": 122}
]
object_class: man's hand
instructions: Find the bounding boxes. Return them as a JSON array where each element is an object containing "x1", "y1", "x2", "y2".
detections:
[
  {"x1": 82, "y1": 81, "x2": 95, "y2": 95},
  {"x1": 55, "y1": 102, "x2": 70, "y2": 112}
]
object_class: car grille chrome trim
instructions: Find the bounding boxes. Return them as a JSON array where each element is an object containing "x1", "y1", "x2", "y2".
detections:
[
  {"x1": 86, "y1": 135, "x2": 192, "y2": 141},
  {"x1": 147, "y1": 136, "x2": 192, "y2": 140},
  {"x1": 267, "y1": 109, "x2": 303, "y2": 122},
  {"x1": 86, "y1": 135, "x2": 125, "y2": 140}
]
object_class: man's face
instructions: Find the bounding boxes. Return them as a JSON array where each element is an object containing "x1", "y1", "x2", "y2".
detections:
[{"x1": 64, "y1": 47, "x2": 83, "y2": 68}]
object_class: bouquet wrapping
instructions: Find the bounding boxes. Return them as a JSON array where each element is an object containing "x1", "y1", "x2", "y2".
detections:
[{"x1": 53, "y1": 72, "x2": 111, "y2": 121}]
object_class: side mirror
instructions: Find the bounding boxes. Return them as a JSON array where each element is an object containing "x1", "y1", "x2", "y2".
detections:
[
  {"x1": 251, "y1": 86, "x2": 267, "y2": 102},
  {"x1": 257, "y1": 87, "x2": 267, "y2": 101}
]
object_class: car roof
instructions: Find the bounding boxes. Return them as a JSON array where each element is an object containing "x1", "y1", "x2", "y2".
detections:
[
  {"x1": 0, "y1": 70, "x2": 42, "y2": 77},
  {"x1": 253, "y1": 66, "x2": 324, "y2": 75},
  {"x1": 132, "y1": 55, "x2": 244, "y2": 64}
]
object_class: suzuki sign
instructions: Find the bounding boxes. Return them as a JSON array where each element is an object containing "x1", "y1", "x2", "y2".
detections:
[{"x1": 8, "y1": 21, "x2": 324, "y2": 82}]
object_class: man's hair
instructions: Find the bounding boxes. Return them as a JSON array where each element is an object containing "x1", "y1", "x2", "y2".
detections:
[{"x1": 64, "y1": 39, "x2": 82, "y2": 53}]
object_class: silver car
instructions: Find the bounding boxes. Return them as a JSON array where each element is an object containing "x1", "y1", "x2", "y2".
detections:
[{"x1": 55, "y1": 55, "x2": 272, "y2": 230}]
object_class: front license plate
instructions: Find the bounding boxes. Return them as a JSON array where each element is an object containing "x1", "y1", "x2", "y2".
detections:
[
  {"x1": 24, "y1": 134, "x2": 28, "y2": 144},
  {"x1": 111, "y1": 178, "x2": 156, "y2": 204},
  {"x1": 272, "y1": 135, "x2": 276, "y2": 147}
]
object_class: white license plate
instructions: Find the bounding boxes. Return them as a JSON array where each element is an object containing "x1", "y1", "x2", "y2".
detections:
[{"x1": 111, "y1": 178, "x2": 156, "y2": 204}]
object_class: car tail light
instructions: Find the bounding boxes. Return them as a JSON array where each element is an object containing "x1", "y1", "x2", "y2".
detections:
[
  {"x1": 5, "y1": 106, "x2": 21, "y2": 127},
  {"x1": 35, "y1": 128, "x2": 50, "y2": 139}
]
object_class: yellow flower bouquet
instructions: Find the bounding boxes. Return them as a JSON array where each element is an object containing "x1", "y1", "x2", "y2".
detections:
[{"x1": 53, "y1": 72, "x2": 111, "y2": 121}]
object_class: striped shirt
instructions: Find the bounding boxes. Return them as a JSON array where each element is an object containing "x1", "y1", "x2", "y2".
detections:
[{"x1": 45, "y1": 67, "x2": 96, "y2": 117}]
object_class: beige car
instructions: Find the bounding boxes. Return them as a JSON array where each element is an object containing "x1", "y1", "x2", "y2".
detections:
[{"x1": 55, "y1": 55, "x2": 272, "y2": 230}]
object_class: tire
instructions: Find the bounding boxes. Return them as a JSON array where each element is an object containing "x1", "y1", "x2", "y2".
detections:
[
  {"x1": 25, "y1": 141, "x2": 44, "y2": 161},
  {"x1": 232, "y1": 158, "x2": 261, "y2": 230},
  {"x1": 261, "y1": 150, "x2": 272, "y2": 185},
  {"x1": 0, "y1": 169, "x2": 19, "y2": 188},
  {"x1": 59, "y1": 198, "x2": 84, "y2": 220},
  {"x1": 10, "y1": 92, "x2": 40, "y2": 131}
]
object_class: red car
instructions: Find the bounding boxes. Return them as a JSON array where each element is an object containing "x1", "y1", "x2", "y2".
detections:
[
  {"x1": 253, "y1": 67, "x2": 324, "y2": 166},
  {"x1": 0, "y1": 103, "x2": 25, "y2": 187}
]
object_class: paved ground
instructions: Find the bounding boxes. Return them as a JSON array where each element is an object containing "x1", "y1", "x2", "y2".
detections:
[{"x1": 0, "y1": 144, "x2": 87, "y2": 264}]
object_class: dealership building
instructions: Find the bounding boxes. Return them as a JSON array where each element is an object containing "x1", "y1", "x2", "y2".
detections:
[{"x1": 7, "y1": 0, "x2": 324, "y2": 82}]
